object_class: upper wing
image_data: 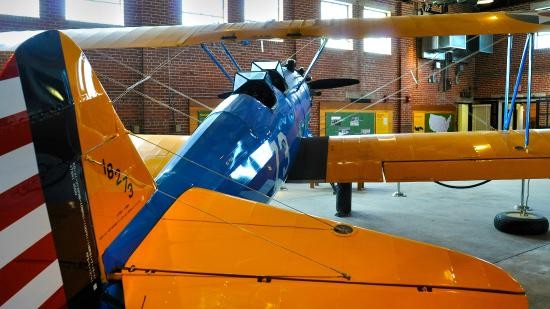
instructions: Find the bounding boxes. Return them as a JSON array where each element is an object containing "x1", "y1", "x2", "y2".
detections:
[
  {"x1": 121, "y1": 187, "x2": 526, "y2": 307},
  {"x1": 1, "y1": 12, "x2": 550, "y2": 51},
  {"x1": 287, "y1": 130, "x2": 550, "y2": 183}
]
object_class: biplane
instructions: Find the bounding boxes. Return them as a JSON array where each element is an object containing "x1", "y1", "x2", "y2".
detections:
[{"x1": 1, "y1": 11, "x2": 550, "y2": 308}]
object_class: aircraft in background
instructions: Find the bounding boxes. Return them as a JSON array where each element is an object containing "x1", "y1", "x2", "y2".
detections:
[{"x1": 1, "y1": 11, "x2": 550, "y2": 308}]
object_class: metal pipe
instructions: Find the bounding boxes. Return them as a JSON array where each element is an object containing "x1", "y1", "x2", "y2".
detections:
[
  {"x1": 521, "y1": 179, "x2": 525, "y2": 204},
  {"x1": 220, "y1": 42, "x2": 242, "y2": 72},
  {"x1": 504, "y1": 35, "x2": 531, "y2": 131},
  {"x1": 525, "y1": 33, "x2": 534, "y2": 147},
  {"x1": 200, "y1": 43, "x2": 234, "y2": 83},
  {"x1": 504, "y1": 34, "x2": 512, "y2": 125}
]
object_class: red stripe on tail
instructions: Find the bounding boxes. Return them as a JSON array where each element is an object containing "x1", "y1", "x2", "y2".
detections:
[
  {"x1": 39, "y1": 286, "x2": 68, "y2": 309},
  {"x1": 0, "y1": 233, "x2": 58, "y2": 306},
  {"x1": 0, "y1": 175, "x2": 44, "y2": 231},
  {"x1": 0, "y1": 111, "x2": 32, "y2": 156},
  {"x1": 0, "y1": 55, "x2": 18, "y2": 81}
]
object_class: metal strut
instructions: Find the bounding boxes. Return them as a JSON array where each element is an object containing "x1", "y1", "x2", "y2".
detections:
[
  {"x1": 220, "y1": 42, "x2": 242, "y2": 72},
  {"x1": 200, "y1": 43, "x2": 234, "y2": 83},
  {"x1": 503, "y1": 34, "x2": 512, "y2": 126},
  {"x1": 503, "y1": 34, "x2": 532, "y2": 131},
  {"x1": 293, "y1": 38, "x2": 328, "y2": 91},
  {"x1": 525, "y1": 33, "x2": 534, "y2": 148}
]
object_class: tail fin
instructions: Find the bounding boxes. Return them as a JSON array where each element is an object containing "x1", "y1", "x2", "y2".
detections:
[{"x1": 0, "y1": 30, "x2": 155, "y2": 307}]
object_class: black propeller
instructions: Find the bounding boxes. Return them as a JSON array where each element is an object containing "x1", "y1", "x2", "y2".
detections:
[{"x1": 307, "y1": 78, "x2": 359, "y2": 90}]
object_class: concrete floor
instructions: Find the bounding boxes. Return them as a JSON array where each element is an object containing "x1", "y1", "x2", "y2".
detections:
[{"x1": 272, "y1": 179, "x2": 550, "y2": 308}]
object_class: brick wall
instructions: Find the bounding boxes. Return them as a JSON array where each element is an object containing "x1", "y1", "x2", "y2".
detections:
[
  {"x1": 1, "y1": 0, "x2": 544, "y2": 135},
  {"x1": 474, "y1": 3, "x2": 550, "y2": 99}
]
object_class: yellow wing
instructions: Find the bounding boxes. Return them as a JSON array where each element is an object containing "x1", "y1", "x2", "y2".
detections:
[
  {"x1": 1, "y1": 12, "x2": 550, "y2": 51},
  {"x1": 121, "y1": 187, "x2": 526, "y2": 308},
  {"x1": 287, "y1": 130, "x2": 550, "y2": 183},
  {"x1": 130, "y1": 134, "x2": 190, "y2": 179}
]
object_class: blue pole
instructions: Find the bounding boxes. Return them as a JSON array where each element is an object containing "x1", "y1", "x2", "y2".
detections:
[
  {"x1": 525, "y1": 33, "x2": 534, "y2": 147},
  {"x1": 200, "y1": 43, "x2": 234, "y2": 83},
  {"x1": 504, "y1": 34, "x2": 512, "y2": 129},
  {"x1": 504, "y1": 35, "x2": 531, "y2": 131},
  {"x1": 220, "y1": 42, "x2": 242, "y2": 72}
]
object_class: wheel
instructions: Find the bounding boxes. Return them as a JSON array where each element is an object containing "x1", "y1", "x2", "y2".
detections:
[{"x1": 494, "y1": 211, "x2": 549, "y2": 235}]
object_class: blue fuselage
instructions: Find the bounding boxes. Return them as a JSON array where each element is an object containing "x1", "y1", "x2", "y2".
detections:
[{"x1": 103, "y1": 67, "x2": 312, "y2": 272}]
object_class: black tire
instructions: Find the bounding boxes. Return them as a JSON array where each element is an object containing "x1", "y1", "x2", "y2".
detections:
[
  {"x1": 494, "y1": 211, "x2": 549, "y2": 235},
  {"x1": 335, "y1": 183, "x2": 352, "y2": 217}
]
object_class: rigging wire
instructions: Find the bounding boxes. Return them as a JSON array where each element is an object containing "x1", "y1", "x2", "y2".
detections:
[
  {"x1": 95, "y1": 71, "x2": 201, "y2": 123},
  {"x1": 334, "y1": 35, "x2": 482, "y2": 113},
  {"x1": 82, "y1": 154, "x2": 349, "y2": 280},
  {"x1": 337, "y1": 37, "x2": 506, "y2": 129},
  {"x1": 94, "y1": 66, "x2": 336, "y2": 230},
  {"x1": 121, "y1": 265, "x2": 345, "y2": 281},
  {"x1": 96, "y1": 50, "x2": 213, "y2": 110},
  {"x1": 283, "y1": 37, "x2": 320, "y2": 63},
  {"x1": 129, "y1": 133, "x2": 336, "y2": 230}
]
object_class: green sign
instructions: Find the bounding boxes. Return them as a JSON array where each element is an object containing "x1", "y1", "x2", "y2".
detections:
[
  {"x1": 198, "y1": 110, "x2": 211, "y2": 123},
  {"x1": 325, "y1": 112, "x2": 375, "y2": 136}
]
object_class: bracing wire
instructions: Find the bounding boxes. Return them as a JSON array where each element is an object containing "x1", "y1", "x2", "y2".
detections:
[
  {"x1": 337, "y1": 37, "x2": 506, "y2": 129},
  {"x1": 96, "y1": 49, "x2": 214, "y2": 111},
  {"x1": 82, "y1": 153, "x2": 350, "y2": 280},
  {"x1": 129, "y1": 133, "x2": 336, "y2": 230}
]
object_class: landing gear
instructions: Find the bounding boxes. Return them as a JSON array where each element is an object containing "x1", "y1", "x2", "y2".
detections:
[
  {"x1": 494, "y1": 211, "x2": 549, "y2": 235},
  {"x1": 335, "y1": 183, "x2": 351, "y2": 217},
  {"x1": 392, "y1": 182, "x2": 406, "y2": 197},
  {"x1": 494, "y1": 180, "x2": 549, "y2": 235}
]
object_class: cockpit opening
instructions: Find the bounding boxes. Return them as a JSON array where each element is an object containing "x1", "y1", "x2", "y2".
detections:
[{"x1": 233, "y1": 71, "x2": 277, "y2": 109}]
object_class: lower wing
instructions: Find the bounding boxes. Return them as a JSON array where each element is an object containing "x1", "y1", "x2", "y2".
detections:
[
  {"x1": 121, "y1": 187, "x2": 526, "y2": 307},
  {"x1": 287, "y1": 130, "x2": 550, "y2": 183}
]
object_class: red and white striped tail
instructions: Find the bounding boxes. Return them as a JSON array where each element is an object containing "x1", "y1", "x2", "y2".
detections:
[{"x1": 0, "y1": 56, "x2": 67, "y2": 308}]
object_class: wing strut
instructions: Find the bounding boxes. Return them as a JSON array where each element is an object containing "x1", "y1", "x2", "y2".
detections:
[
  {"x1": 200, "y1": 43, "x2": 234, "y2": 83},
  {"x1": 503, "y1": 33, "x2": 535, "y2": 148},
  {"x1": 220, "y1": 42, "x2": 242, "y2": 72},
  {"x1": 293, "y1": 38, "x2": 328, "y2": 91}
]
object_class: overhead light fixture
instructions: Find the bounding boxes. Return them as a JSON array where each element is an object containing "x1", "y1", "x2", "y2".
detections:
[
  {"x1": 477, "y1": 0, "x2": 494, "y2": 4},
  {"x1": 535, "y1": 6, "x2": 550, "y2": 11}
]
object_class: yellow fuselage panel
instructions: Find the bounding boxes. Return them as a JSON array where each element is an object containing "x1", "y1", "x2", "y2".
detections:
[
  {"x1": 122, "y1": 187, "x2": 525, "y2": 307},
  {"x1": 326, "y1": 130, "x2": 550, "y2": 182}
]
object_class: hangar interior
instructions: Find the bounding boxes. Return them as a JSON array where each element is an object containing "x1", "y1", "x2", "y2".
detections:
[{"x1": 1, "y1": 0, "x2": 550, "y2": 308}]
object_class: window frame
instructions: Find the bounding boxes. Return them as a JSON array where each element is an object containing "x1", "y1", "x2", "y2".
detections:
[
  {"x1": 244, "y1": 0, "x2": 283, "y2": 22},
  {"x1": 65, "y1": 0, "x2": 125, "y2": 26},
  {"x1": 182, "y1": 0, "x2": 228, "y2": 26},
  {"x1": 535, "y1": 32, "x2": 550, "y2": 50},
  {"x1": 321, "y1": 0, "x2": 354, "y2": 50},
  {"x1": 363, "y1": 6, "x2": 392, "y2": 55},
  {"x1": 0, "y1": 0, "x2": 40, "y2": 18}
]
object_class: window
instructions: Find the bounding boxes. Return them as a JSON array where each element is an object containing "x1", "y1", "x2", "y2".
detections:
[
  {"x1": 535, "y1": 32, "x2": 550, "y2": 50},
  {"x1": 182, "y1": 0, "x2": 227, "y2": 26},
  {"x1": 0, "y1": 0, "x2": 39, "y2": 18},
  {"x1": 321, "y1": 0, "x2": 353, "y2": 50},
  {"x1": 363, "y1": 7, "x2": 391, "y2": 55},
  {"x1": 244, "y1": 0, "x2": 283, "y2": 22},
  {"x1": 66, "y1": 0, "x2": 124, "y2": 25}
]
